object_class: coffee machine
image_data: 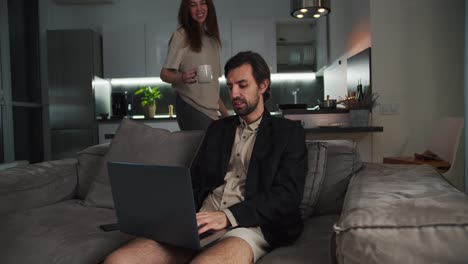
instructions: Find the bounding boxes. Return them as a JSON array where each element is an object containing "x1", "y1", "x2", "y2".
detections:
[{"x1": 111, "y1": 91, "x2": 132, "y2": 117}]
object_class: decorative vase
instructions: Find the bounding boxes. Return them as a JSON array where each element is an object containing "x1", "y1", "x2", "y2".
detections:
[
  {"x1": 350, "y1": 109, "x2": 369, "y2": 127},
  {"x1": 143, "y1": 104, "x2": 156, "y2": 118}
]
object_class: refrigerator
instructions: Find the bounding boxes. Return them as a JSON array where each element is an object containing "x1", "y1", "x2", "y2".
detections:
[{"x1": 47, "y1": 29, "x2": 101, "y2": 159}]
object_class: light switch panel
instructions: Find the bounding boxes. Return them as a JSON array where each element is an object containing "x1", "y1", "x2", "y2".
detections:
[{"x1": 379, "y1": 103, "x2": 400, "y2": 115}]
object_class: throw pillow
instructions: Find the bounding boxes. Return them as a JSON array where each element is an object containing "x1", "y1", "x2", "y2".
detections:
[
  {"x1": 84, "y1": 119, "x2": 205, "y2": 208},
  {"x1": 76, "y1": 143, "x2": 110, "y2": 199},
  {"x1": 300, "y1": 140, "x2": 328, "y2": 219},
  {"x1": 313, "y1": 140, "x2": 362, "y2": 216}
]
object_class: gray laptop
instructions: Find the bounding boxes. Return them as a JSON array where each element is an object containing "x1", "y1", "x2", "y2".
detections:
[{"x1": 107, "y1": 161, "x2": 226, "y2": 250}]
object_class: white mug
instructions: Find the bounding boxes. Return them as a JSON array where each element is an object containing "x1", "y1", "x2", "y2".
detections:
[{"x1": 197, "y1": 64, "x2": 213, "y2": 83}]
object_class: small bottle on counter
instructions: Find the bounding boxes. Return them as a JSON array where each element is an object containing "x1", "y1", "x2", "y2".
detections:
[
  {"x1": 168, "y1": 104, "x2": 174, "y2": 118},
  {"x1": 356, "y1": 79, "x2": 363, "y2": 102}
]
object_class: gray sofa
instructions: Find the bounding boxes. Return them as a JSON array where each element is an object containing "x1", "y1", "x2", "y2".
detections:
[{"x1": 1, "y1": 119, "x2": 468, "y2": 264}]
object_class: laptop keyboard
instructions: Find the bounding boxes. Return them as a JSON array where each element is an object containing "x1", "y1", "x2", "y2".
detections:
[{"x1": 199, "y1": 230, "x2": 215, "y2": 240}]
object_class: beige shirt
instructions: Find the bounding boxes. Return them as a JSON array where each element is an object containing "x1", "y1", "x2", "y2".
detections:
[
  {"x1": 163, "y1": 28, "x2": 221, "y2": 120},
  {"x1": 199, "y1": 116, "x2": 263, "y2": 227}
]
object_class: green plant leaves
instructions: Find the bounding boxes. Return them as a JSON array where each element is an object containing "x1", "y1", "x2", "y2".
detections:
[{"x1": 134, "y1": 86, "x2": 162, "y2": 107}]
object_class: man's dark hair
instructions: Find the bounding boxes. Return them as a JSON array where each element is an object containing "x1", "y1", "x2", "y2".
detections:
[{"x1": 224, "y1": 51, "x2": 271, "y2": 101}]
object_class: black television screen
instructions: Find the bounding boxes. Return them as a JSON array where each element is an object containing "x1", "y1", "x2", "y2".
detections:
[{"x1": 347, "y1": 47, "x2": 371, "y2": 96}]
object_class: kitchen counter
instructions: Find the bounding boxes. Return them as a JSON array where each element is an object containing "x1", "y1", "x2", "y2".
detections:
[
  {"x1": 281, "y1": 108, "x2": 350, "y2": 115},
  {"x1": 305, "y1": 126, "x2": 383, "y2": 133},
  {"x1": 97, "y1": 112, "x2": 383, "y2": 163},
  {"x1": 97, "y1": 112, "x2": 284, "y2": 123},
  {"x1": 98, "y1": 115, "x2": 177, "y2": 123},
  {"x1": 97, "y1": 115, "x2": 383, "y2": 136}
]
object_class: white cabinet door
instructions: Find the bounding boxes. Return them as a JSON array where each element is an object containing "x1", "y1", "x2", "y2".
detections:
[
  {"x1": 218, "y1": 19, "x2": 232, "y2": 72},
  {"x1": 315, "y1": 18, "x2": 329, "y2": 71},
  {"x1": 231, "y1": 19, "x2": 277, "y2": 73},
  {"x1": 145, "y1": 21, "x2": 178, "y2": 77},
  {"x1": 103, "y1": 24, "x2": 146, "y2": 78}
]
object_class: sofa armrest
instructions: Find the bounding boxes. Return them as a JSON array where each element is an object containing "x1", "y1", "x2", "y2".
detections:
[
  {"x1": 335, "y1": 163, "x2": 468, "y2": 264},
  {"x1": 0, "y1": 158, "x2": 78, "y2": 215}
]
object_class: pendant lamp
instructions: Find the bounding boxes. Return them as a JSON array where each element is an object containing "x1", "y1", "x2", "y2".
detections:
[{"x1": 291, "y1": 0, "x2": 330, "y2": 19}]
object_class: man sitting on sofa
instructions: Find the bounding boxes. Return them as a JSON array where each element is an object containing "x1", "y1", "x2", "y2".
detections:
[{"x1": 104, "y1": 51, "x2": 308, "y2": 264}]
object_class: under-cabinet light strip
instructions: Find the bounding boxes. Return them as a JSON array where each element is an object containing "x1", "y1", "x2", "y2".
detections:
[{"x1": 108, "y1": 73, "x2": 316, "y2": 87}]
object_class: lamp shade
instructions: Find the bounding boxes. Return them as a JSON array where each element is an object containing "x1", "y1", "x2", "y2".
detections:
[{"x1": 291, "y1": 0, "x2": 330, "y2": 19}]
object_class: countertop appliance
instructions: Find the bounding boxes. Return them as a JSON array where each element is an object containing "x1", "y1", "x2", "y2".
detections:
[{"x1": 112, "y1": 91, "x2": 130, "y2": 117}]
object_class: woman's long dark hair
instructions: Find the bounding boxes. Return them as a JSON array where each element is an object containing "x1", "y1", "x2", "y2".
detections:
[{"x1": 178, "y1": 0, "x2": 221, "y2": 52}]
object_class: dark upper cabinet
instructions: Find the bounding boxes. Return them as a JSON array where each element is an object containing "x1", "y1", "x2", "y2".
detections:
[{"x1": 276, "y1": 18, "x2": 329, "y2": 73}]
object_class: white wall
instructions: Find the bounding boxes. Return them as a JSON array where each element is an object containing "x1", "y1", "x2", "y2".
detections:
[
  {"x1": 371, "y1": 0, "x2": 465, "y2": 189},
  {"x1": 323, "y1": 0, "x2": 465, "y2": 189},
  {"x1": 328, "y1": 0, "x2": 371, "y2": 64},
  {"x1": 324, "y1": 0, "x2": 371, "y2": 99}
]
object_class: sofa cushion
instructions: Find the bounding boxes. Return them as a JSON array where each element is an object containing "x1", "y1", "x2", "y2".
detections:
[
  {"x1": 257, "y1": 214, "x2": 338, "y2": 264},
  {"x1": 84, "y1": 119, "x2": 205, "y2": 208},
  {"x1": 300, "y1": 140, "x2": 328, "y2": 219},
  {"x1": 0, "y1": 200, "x2": 132, "y2": 264},
  {"x1": 313, "y1": 140, "x2": 362, "y2": 216},
  {"x1": 335, "y1": 163, "x2": 468, "y2": 264},
  {"x1": 0, "y1": 159, "x2": 78, "y2": 215},
  {"x1": 77, "y1": 143, "x2": 110, "y2": 199}
]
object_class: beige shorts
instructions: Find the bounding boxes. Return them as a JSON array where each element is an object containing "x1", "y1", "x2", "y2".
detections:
[{"x1": 220, "y1": 227, "x2": 270, "y2": 262}]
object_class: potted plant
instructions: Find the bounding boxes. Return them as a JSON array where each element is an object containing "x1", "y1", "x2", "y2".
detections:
[
  {"x1": 341, "y1": 88, "x2": 379, "y2": 127},
  {"x1": 134, "y1": 86, "x2": 162, "y2": 118}
]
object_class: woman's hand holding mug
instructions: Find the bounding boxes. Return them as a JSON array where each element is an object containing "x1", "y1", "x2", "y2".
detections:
[{"x1": 181, "y1": 69, "x2": 197, "y2": 84}]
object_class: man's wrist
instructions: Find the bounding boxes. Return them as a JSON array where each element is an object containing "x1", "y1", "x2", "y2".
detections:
[{"x1": 222, "y1": 208, "x2": 238, "y2": 227}]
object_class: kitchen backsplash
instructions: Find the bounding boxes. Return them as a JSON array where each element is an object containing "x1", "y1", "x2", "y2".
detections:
[{"x1": 94, "y1": 73, "x2": 323, "y2": 117}]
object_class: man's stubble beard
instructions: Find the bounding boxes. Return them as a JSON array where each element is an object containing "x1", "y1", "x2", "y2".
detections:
[{"x1": 232, "y1": 93, "x2": 260, "y2": 117}]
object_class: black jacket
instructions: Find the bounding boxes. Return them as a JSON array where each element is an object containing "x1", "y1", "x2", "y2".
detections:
[{"x1": 191, "y1": 110, "x2": 308, "y2": 247}]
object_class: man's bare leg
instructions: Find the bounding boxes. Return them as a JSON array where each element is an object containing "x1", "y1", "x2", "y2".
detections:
[
  {"x1": 104, "y1": 237, "x2": 195, "y2": 264},
  {"x1": 191, "y1": 237, "x2": 254, "y2": 264}
]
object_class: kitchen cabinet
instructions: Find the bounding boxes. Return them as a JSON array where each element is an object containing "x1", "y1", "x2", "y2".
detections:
[
  {"x1": 145, "y1": 21, "x2": 177, "y2": 77},
  {"x1": 104, "y1": 22, "x2": 177, "y2": 78},
  {"x1": 276, "y1": 22, "x2": 315, "y2": 72},
  {"x1": 218, "y1": 19, "x2": 233, "y2": 71},
  {"x1": 315, "y1": 17, "x2": 329, "y2": 71},
  {"x1": 276, "y1": 19, "x2": 329, "y2": 72},
  {"x1": 276, "y1": 41, "x2": 315, "y2": 72},
  {"x1": 231, "y1": 19, "x2": 277, "y2": 73},
  {"x1": 103, "y1": 19, "x2": 278, "y2": 77},
  {"x1": 103, "y1": 24, "x2": 146, "y2": 78}
]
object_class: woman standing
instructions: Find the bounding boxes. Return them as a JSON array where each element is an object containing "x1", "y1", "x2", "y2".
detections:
[{"x1": 161, "y1": 0, "x2": 228, "y2": 131}]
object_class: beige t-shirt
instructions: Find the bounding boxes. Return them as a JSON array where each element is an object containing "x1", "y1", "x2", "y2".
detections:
[{"x1": 163, "y1": 28, "x2": 221, "y2": 120}]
